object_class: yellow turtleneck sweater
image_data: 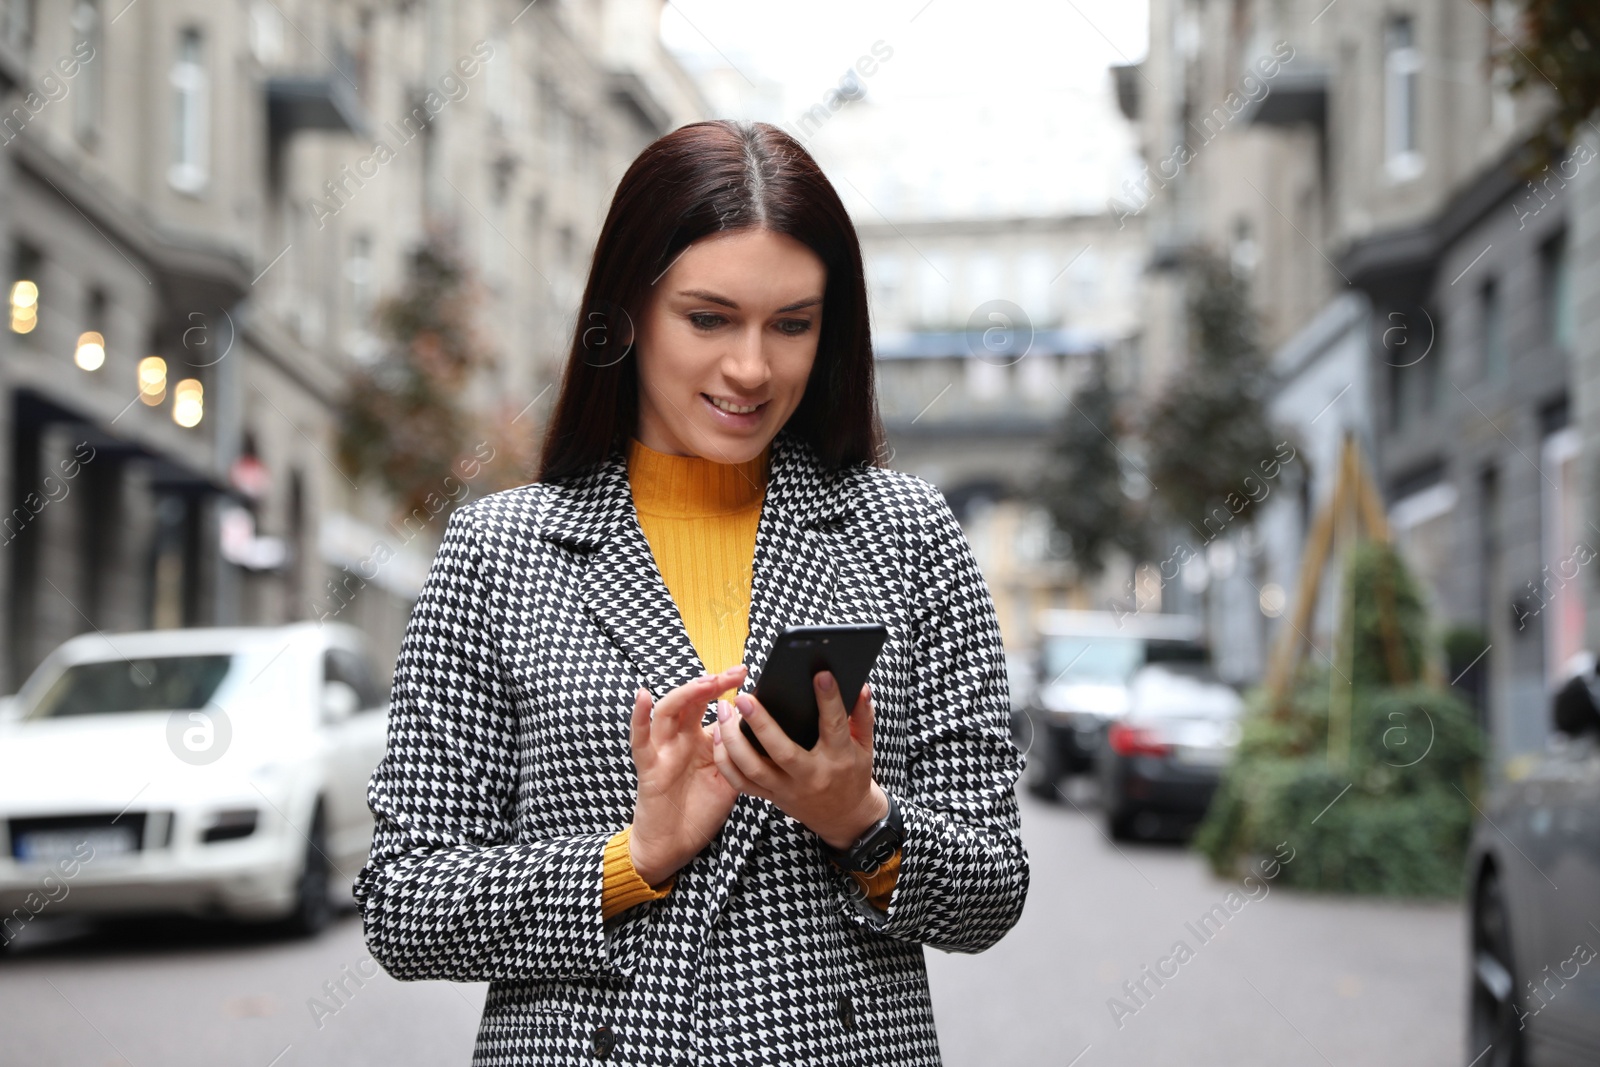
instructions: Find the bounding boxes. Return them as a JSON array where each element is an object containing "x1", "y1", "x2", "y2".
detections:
[{"x1": 600, "y1": 436, "x2": 901, "y2": 919}]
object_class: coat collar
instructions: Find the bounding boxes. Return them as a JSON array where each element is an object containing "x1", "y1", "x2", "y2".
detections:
[{"x1": 536, "y1": 425, "x2": 853, "y2": 551}]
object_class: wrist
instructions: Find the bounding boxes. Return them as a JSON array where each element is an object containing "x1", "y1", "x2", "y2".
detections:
[
  {"x1": 820, "y1": 781, "x2": 891, "y2": 851},
  {"x1": 627, "y1": 830, "x2": 672, "y2": 888}
]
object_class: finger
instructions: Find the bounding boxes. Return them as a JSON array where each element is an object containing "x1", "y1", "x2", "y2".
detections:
[
  {"x1": 849, "y1": 682, "x2": 875, "y2": 754},
  {"x1": 655, "y1": 666, "x2": 748, "y2": 737},
  {"x1": 652, "y1": 669, "x2": 730, "y2": 740},
  {"x1": 628, "y1": 687, "x2": 653, "y2": 754},
  {"x1": 717, "y1": 695, "x2": 787, "y2": 786},
  {"x1": 814, "y1": 670, "x2": 852, "y2": 751},
  {"x1": 712, "y1": 720, "x2": 765, "y2": 797},
  {"x1": 732, "y1": 691, "x2": 803, "y2": 768},
  {"x1": 686, "y1": 664, "x2": 746, "y2": 728}
]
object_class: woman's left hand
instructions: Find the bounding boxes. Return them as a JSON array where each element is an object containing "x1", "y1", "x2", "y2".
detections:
[{"x1": 711, "y1": 671, "x2": 889, "y2": 850}]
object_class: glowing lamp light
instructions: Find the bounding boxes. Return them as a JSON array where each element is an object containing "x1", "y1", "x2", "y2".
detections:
[
  {"x1": 10, "y1": 279, "x2": 37, "y2": 333},
  {"x1": 172, "y1": 378, "x2": 203, "y2": 427},
  {"x1": 74, "y1": 331, "x2": 105, "y2": 371},
  {"x1": 138, "y1": 356, "x2": 168, "y2": 405}
]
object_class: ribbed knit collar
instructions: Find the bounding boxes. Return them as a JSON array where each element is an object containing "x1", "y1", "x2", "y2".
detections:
[{"x1": 626, "y1": 436, "x2": 770, "y2": 519}]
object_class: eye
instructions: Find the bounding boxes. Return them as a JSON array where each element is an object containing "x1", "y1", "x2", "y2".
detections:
[
  {"x1": 775, "y1": 318, "x2": 813, "y2": 336},
  {"x1": 688, "y1": 312, "x2": 726, "y2": 331}
]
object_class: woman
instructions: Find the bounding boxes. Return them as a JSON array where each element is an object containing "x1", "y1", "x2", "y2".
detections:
[{"x1": 354, "y1": 120, "x2": 1028, "y2": 1067}]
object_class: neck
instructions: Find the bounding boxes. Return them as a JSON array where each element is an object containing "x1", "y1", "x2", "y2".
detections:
[{"x1": 626, "y1": 436, "x2": 770, "y2": 519}]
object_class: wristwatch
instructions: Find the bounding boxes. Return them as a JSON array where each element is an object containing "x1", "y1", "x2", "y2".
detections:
[{"x1": 824, "y1": 791, "x2": 903, "y2": 875}]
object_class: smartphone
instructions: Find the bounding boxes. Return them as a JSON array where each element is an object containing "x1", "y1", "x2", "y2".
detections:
[{"x1": 742, "y1": 623, "x2": 889, "y2": 756}]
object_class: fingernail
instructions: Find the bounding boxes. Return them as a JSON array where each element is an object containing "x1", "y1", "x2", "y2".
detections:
[
  {"x1": 736, "y1": 694, "x2": 755, "y2": 718},
  {"x1": 716, "y1": 699, "x2": 731, "y2": 723},
  {"x1": 818, "y1": 672, "x2": 835, "y2": 693}
]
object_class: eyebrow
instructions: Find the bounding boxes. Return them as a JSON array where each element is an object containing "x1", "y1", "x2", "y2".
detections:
[{"x1": 676, "y1": 289, "x2": 822, "y2": 313}]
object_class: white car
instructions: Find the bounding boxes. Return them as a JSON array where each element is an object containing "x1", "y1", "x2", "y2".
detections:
[{"x1": 0, "y1": 623, "x2": 389, "y2": 942}]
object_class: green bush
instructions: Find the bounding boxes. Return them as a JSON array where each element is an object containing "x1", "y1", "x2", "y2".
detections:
[{"x1": 1193, "y1": 544, "x2": 1485, "y2": 897}]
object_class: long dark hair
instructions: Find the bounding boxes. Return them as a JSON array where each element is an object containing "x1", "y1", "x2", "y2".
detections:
[{"x1": 536, "y1": 120, "x2": 886, "y2": 484}]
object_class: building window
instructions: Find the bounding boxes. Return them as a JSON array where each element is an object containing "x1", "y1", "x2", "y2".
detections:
[
  {"x1": 169, "y1": 28, "x2": 209, "y2": 194},
  {"x1": 1230, "y1": 217, "x2": 1259, "y2": 278},
  {"x1": 487, "y1": 29, "x2": 512, "y2": 131},
  {"x1": 248, "y1": 0, "x2": 283, "y2": 64},
  {"x1": 1388, "y1": 359, "x2": 1407, "y2": 431},
  {"x1": 916, "y1": 254, "x2": 950, "y2": 327},
  {"x1": 344, "y1": 233, "x2": 374, "y2": 324},
  {"x1": 1481, "y1": 277, "x2": 1507, "y2": 382},
  {"x1": 1542, "y1": 233, "x2": 1573, "y2": 351},
  {"x1": 343, "y1": 232, "x2": 376, "y2": 358},
  {"x1": 1384, "y1": 16, "x2": 1423, "y2": 180},
  {"x1": 1542, "y1": 425, "x2": 1584, "y2": 682},
  {"x1": 72, "y1": 0, "x2": 101, "y2": 147},
  {"x1": 1487, "y1": 0, "x2": 1517, "y2": 129},
  {"x1": 1018, "y1": 250, "x2": 1053, "y2": 323},
  {"x1": 1421, "y1": 306, "x2": 1444, "y2": 413}
]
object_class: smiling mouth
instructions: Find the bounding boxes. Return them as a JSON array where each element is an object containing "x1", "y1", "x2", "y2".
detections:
[{"x1": 703, "y1": 394, "x2": 765, "y2": 415}]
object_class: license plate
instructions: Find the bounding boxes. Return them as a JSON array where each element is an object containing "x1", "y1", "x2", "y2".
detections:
[
  {"x1": 1174, "y1": 745, "x2": 1230, "y2": 767},
  {"x1": 15, "y1": 826, "x2": 136, "y2": 863}
]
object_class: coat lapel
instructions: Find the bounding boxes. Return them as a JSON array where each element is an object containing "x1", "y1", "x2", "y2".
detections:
[{"x1": 538, "y1": 427, "x2": 857, "y2": 920}]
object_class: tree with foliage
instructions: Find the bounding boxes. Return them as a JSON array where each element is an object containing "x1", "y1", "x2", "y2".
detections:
[
  {"x1": 1488, "y1": 0, "x2": 1600, "y2": 160},
  {"x1": 1144, "y1": 252, "x2": 1285, "y2": 536},
  {"x1": 1033, "y1": 352, "x2": 1145, "y2": 578},
  {"x1": 337, "y1": 237, "x2": 536, "y2": 517},
  {"x1": 1194, "y1": 542, "x2": 1485, "y2": 896}
]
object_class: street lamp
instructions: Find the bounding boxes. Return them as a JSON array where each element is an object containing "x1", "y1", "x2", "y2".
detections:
[
  {"x1": 74, "y1": 331, "x2": 105, "y2": 371},
  {"x1": 10, "y1": 279, "x2": 37, "y2": 333},
  {"x1": 138, "y1": 356, "x2": 168, "y2": 404},
  {"x1": 173, "y1": 378, "x2": 203, "y2": 427}
]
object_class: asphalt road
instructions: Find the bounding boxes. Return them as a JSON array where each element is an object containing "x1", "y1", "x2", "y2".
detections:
[
  {"x1": 0, "y1": 782, "x2": 1466, "y2": 1067},
  {"x1": 927, "y1": 779, "x2": 1467, "y2": 1067}
]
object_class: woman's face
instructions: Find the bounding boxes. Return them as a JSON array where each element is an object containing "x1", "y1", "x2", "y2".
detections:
[{"x1": 633, "y1": 227, "x2": 826, "y2": 464}]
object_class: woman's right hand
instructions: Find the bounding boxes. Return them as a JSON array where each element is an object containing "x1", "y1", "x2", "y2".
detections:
[{"x1": 627, "y1": 665, "x2": 747, "y2": 886}]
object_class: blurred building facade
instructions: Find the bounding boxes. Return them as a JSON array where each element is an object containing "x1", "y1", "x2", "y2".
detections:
[
  {"x1": 1126, "y1": 0, "x2": 1580, "y2": 768},
  {"x1": 859, "y1": 212, "x2": 1146, "y2": 649},
  {"x1": 0, "y1": 0, "x2": 702, "y2": 691}
]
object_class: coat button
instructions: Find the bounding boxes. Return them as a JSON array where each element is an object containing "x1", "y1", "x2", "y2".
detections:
[
  {"x1": 837, "y1": 994, "x2": 856, "y2": 1030},
  {"x1": 593, "y1": 1025, "x2": 616, "y2": 1059}
]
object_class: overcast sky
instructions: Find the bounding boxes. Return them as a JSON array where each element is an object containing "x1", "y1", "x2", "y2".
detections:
[{"x1": 659, "y1": 0, "x2": 1150, "y2": 220}]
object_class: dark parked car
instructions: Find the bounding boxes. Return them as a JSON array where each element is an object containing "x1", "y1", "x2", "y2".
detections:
[
  {"x1": 1097, "y1": 663, "x2": 1242, "y2": 840},
  {"x1": 1466, "y1": 669, "x2": 1600, "y2": 1066},
  {"x1": 1013, "y1": 611, "x2": 1210, "y2": 800}
]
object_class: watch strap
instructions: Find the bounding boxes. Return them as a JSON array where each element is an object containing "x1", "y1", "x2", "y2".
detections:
[{"x1": 826, "y1": 791, "x2": 902, "y2": 874}]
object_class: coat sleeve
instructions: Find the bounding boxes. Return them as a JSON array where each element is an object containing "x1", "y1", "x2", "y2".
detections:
[
  {"x1": 352, "y1": 505, "x2": 644, "y2": 984},
  {"x1": 838, "y1": 480, "x2": 1030, "y2": 951}
]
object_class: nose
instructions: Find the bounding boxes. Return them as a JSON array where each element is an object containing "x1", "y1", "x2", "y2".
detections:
[{"x1": 720, "y1": 324, "x2": 771, "y2": 393}]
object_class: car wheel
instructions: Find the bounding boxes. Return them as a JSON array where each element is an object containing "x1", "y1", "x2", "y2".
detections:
[
  {"x1": 1469, "y1": 871, "x2": 1526, "y2": 1067},
  {"x1": 1021, "y1": 718, "x2": 1062, "y2": 801},
  {"x1": 279, "y1": 803, "x2": 333, "y2": 938},
  {"x1": 1107, "y1": 806, "x2": 1138, "y2": 841}
]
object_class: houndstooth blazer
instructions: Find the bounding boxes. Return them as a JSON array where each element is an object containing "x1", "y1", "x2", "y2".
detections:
[{"x1": 353, "y1": 425, "x2": 1029, "y2": 1066}]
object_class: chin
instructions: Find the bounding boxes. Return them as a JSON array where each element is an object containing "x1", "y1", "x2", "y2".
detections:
[{"x1": 694, "y1": 427, "x2": 774, "y2": 464}]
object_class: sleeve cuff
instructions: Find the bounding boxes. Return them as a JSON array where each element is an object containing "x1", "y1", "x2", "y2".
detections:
[
  {"x1": 848, "y1": 847, "x2": 902, "y2": 912},
  {"x1": 602, "y1": 826, "x2": 674, "y2": 920}
]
